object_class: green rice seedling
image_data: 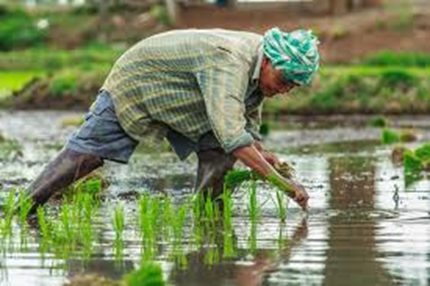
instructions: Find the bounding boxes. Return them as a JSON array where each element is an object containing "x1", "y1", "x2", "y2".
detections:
[
  {"x1": 192, "y1": 191, "x2": 203, "y2": 222},
  {"x1": 150, "y1": 197, "x2": 161, "y2": 240},
  {"x1": 113, "y1": 204, "x2": 125, "y2": 241},
  {"x1": 2, "y1": 190, "x2": 16, "y2": 238},
  {"x1": 223, "y1": 229, "x2": 235, "y2": 258},
  {"x1": 248, "y1": 181, "x2": 259, "y2": 223},
  {"x1": 162, "y1": 196, "x2": 173, "y2": 241},
  {"x1": 204, "y1": 196, "x2": 216, "y2": 228},
  {"x1": 415, "y1": 144, "x2": 430, "y2": 162},
  {"x1": 277, "y1": 224, "x2": 287, "y2": 251},
  {"x1": 36, "y1": 206, "x2": 51, "y2": 242},
  {"x1": 273, "y1": 189, "x2": 287, "y2": 223},
  {"x1": 249, "y1": 221, "x2": 257, "y2": 254},
  {"x1": 124, "y1": 262, "x2": 165, "y2": 286},
  {"x1": 112, "y1": 204, "x2": 125, "y2": 266},
  {"x1": 404, "y1": 149, "x2": 423, "y2": 187},
  {"x1": 266, "y1": 174, "x2": 296, "y2": 197},
  {"x1": 18, "y1": 190, "x2": 33, "y2": 225},
  {"x1": 204, "y1": 233, "x2": 220, "y2": 267},
  {"x1": 36, "y1": 206, "x2": 51, "y2": 258},
  {"x1": 81, "y1": 222, "x2": 93, "y2": 259},
  {"x1": 138, "y1": 194, "x2": 154, "y2": 246},
  {"x1": 369, "y1": 116, "x2": 388, "y2": 128},
  {"x1": 222, "y1": 187, "x2": 233, "y2": 227},
  {"x1": 59, "y1": 203, "x2": 74, "y2": 244},
  {"x1": 223, "y1": 226, "x2": 235, "y2": 259},
  {"x1": 224, "y1": 169, "x2": 259, "y2": 190},
  {"x1": 225, "y1": 163, "x2": 295, "y2": 196},
  {"x1": 381, "y1": 128, "x2": 401, "y2": 145},
  {"x1": 173, "y1": 204, "x2": 187, "y2": 243},
  {"x1": 72, "y1": 174, "x2": 104, "y2": 197}
]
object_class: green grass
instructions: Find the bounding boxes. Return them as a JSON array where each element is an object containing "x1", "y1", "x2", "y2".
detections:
[
  {"x1": 265, "y1": 66, "x2": 430, "y2": 115},
  {"x1": 0, "y1": 71, "x2": 44, "y2": 99},
  {"x1": 361, "y1": 51, "x2": 430, "y2": 68},
  {"x1": 0, "y1": 48, "x2": 120, "y2": 71}
]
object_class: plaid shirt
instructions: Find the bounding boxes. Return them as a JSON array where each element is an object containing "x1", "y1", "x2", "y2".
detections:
[{"x1": 101, "y1": 29, "x2": 264, "y2": 153}]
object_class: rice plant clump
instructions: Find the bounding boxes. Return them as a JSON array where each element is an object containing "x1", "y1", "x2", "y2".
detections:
[{"x1": 125, "y1": 262, "x2": 165, "y2": 286}]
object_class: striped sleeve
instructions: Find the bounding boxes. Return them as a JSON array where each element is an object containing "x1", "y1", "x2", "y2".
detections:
[{"x1": 196, "y1": 59, "x2": 254, "y2": 153}]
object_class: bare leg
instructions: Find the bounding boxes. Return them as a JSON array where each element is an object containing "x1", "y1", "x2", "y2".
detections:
[{"x1": 194, "y1": 148, "x2": 237, "y2": 201}]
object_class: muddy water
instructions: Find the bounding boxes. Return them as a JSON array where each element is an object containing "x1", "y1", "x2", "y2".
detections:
[{"x1": 1, "y1": 111, "x2": 430, "y2": 286}]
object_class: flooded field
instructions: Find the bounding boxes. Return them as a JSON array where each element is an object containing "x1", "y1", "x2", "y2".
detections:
[{"x1": 1, "y1": 111, "x2": 430, "y2": 286}]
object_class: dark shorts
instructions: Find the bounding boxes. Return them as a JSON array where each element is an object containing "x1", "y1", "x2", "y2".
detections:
[
  {"x1": 67, "y1": 90, "x2": 222, "y2": 163},
  {"x1": 67, "y1": 90, "x2": 139, "y2": 163}
]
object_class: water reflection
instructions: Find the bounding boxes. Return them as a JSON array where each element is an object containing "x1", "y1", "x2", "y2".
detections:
[
  {"x1": 170, "y1": 218, "x2": 308, "y2": 286},
  {"x1": 323, "y1": 156, "x2": 397, "y2": 286}
]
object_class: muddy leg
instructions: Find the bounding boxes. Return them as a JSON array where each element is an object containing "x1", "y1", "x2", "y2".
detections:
[
  {"x1": 25, "y1": 148, "x2": 103, "y2": 213},
  {"x1": 194, "y1": 148, "x2": 237, "y2": 201}
]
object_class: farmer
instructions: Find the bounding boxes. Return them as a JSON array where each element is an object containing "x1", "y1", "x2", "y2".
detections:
[{"x1": 25, "y1": 27, "x2": 319, "y2": 212}]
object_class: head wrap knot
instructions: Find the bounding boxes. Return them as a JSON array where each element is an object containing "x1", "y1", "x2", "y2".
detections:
[{"x1": 263, "y1": 27, "x2": 320, "y2": 86}]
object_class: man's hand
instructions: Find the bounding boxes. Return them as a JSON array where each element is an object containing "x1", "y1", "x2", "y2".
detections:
[
  {"x1": 253, "y1": 141, "x2": 280, "y2": 166},
  {"x1": 288, "y1": 179, "x2": 309, "y2": 211},
  {"x1": 232, "y1": 144, "x2": 309, "y2": 211}
]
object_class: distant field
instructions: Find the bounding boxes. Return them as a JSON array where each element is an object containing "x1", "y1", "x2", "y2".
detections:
[{"x1": 0, "y1": 71, "x2": 45, "y2": 99}]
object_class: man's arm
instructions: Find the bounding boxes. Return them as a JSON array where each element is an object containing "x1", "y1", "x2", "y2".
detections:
[{"x1": 233, "y1": 143, "x2": 309, "y2": 210}]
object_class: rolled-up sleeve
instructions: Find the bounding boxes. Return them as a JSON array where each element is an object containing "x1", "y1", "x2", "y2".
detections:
[{"x1": 196, "y1": 61, "x2": 254, "y2": 153}]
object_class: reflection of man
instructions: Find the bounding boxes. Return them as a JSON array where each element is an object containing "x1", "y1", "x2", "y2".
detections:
[
  {"x1": 234, "y1": 219, "x2": 308, "y2": 286},
  {"x1": 24, "y1": 27, "x2": 319, "y2": 212}
]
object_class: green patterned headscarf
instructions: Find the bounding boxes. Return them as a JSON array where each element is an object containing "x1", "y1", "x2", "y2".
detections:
[{"x1": 263, "y1": 27, "x2": 320, "y2": 86}]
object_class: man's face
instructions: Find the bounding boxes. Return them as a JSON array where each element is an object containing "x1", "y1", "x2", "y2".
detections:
[{"x1": 259, "y1": 57, "x2": 299, "y2": 98}]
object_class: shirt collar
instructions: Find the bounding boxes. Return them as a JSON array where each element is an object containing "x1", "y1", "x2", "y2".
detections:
[{"x1": 251, "y1": 45, "x2": 264, "y2": 83}]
